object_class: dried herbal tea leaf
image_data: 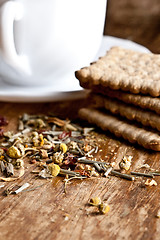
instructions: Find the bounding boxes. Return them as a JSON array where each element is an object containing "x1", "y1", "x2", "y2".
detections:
[
  {"x1": 90, "y1": 170, "x2": 99, "y2": 177},
  {"x1": 27, "y1": 119, "x2": 46, "y2": 128},
  {"x1": 47, "y1": 117, "x2": 65, "y2": 127},
  {"x1": 39, "y1": 169, "x2": 52, "y2": 179},
  {"x1": 52, "y1": 152, "x2": 64, "y2": 164},
  {"x1": 6, "y1": 163, "x2": 14, "y2": 176},
  {"x1": 0, "y1": 166, "x2": 24, "y2": 182},
  {"x1": 64, "y1": 123, "x2": 77, "y2": 131},
  {"x1": 40, "y1": 149, "x2": 48, "y2": 159},
  {"x1": 119, "y1": 156, "x2": 132, "y2": 171},
  {"x1": 0, "y1": 161, "x2": 6, "y2": 173}
]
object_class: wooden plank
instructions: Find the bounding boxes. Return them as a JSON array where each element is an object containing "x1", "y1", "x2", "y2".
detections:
[
  {"x1": 0, "y1": 0, "x2": 160, "y2": 238},
  {"x1": 0, "y1": 101, "x2": 160, "y2": 240},
  {"x1": 105, "y1": 0, "x2": 160, "y2": 53}
]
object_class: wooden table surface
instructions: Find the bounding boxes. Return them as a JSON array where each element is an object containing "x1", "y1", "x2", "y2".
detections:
[{"x1": 0, "y1": 1, "x2": 160, "y2": 240}]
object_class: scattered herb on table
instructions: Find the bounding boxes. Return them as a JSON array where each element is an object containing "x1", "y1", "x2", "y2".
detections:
[{"x1": 0, "y1": 112, "x2": 159, "y2": 199}]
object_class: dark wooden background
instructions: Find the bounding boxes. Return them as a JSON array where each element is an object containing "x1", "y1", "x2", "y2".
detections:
[{"x1": 104, "y1": 0, "x2": 160, "y2": 53}]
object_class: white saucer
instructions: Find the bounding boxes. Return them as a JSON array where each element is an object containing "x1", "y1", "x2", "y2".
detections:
[{"x1": 0, "y1": 36, "x2": 150, "y2": 102}]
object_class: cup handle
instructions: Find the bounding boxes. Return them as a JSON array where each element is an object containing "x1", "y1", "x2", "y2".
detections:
[{"x1": 0, "y1": 1, "x2": 31, "y2": 75}]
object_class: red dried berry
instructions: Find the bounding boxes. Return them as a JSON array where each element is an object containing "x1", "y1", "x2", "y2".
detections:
[
  {"x1": 58, "y1": 131, "x2": 71, "y2": 139},
  {"x1": 74, "y1": 169, "x2": 90, "y2": 177},
  {"x1": 63, "y1": 153, "x2": 77, "y2": 170}
]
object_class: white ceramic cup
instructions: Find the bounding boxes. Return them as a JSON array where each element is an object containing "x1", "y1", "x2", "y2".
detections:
[{"x1": 0, "y1": 0, "x2": 107, "y2": 86}]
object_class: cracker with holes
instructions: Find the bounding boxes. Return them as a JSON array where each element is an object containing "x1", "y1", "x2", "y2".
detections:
[{"x1": 75, "y1": 46, "x2": 160, "y2": 97}]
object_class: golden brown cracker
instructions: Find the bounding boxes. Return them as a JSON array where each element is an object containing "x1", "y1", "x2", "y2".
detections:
[
  {"x1": 75, "y1": 46, "x2": 160, "y2": 97},
  {"x1": 90, "y1": 87, "x2": 160, "y2": 115},
  {"x1": 79, "y1": 107, "x2": 160, "y2": 151},
  {"x1": 90, "y1": 93, "x2": 160, "y2": 131}
]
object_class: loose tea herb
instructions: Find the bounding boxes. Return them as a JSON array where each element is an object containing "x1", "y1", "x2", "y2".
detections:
[
  {"x1": 111, "y1": 170, "x2": 135, "y2": 181},
  {"x1": 0, "y1": 112, "x2": 160, "y2": 199},
  {"x1": 98, "y1": 203, "x2": 110, "y2": 215},
  {"x1": 119, "y1": 156, "x2": 132, "y2": 171},
  {"x1": 145, "y1": 179, "x2": 157, "y2": 186},
  {"x1": 131, "y1": 171, "x2": 154, "y2": 178},
  {"x1": 0, "y1": 114, "x2": 100, "y2": 185},
  {"x1": 89, "y1": 197, "x2": 102, "y2": 206},
  {"x1": 0, "y1": 166, "x2": 24, "y2": 182},
  {"x1": 48, "y1": 163, "x2": 60, "y2": 177},
  {"x1": 14, "y1": 182, "x2": 30, "y2": 194},
  {"x1": 89, "y1": 196, "x2": 110, "y2": 215}
]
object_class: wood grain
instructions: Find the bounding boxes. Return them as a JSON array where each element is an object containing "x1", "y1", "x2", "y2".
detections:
[
  {"x1": 0, "y1": 101, "x2": 160, "y2": 240},
  {"x1": 0, "y1": 0, "x2": 160, "y2": 239},
  {"x1": 104, "y1": 0, "x2": 160, "y2": 53}
]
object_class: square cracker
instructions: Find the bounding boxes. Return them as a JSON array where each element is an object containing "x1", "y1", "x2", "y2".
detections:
[
  {"x1": 90, "y1": 93, "x2": 160, "y2": 131},
  {"x1": 90, "y1": 87, "x2": 160, "y2": 115},
  {"x1": 75, "y1": 46, "x2": 160, "y2": 97},
  {"x1": 79, "y1": 107, "x2": 160, "y2": 151}
]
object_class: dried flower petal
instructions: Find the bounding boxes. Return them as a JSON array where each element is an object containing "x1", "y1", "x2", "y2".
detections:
[
  {"x1": 60, "y1": 143, "x2": 68, "y2": 153},
  {"x1": 74, "y1": 169, "x2": 90, "y2": 177},
  {"x1": 84, "y1": 144, "x2": 92, "y2": 152},
  {"x1": 16, "y1": 143, "x2": 25, "y2": 156},
  {"x1": 7, "y1": 146, "x2": 22, "y2": 158},
  {"x1": 42, "y1": 140, "x2": 53, "y2": 150},
  {"x1": 69, "y1": 141, "x2": 78, "y2": 150},
  {"x1": 52, "y1": 152, "x2": 64, "y2": 164},
  {"x1": 98, "y1": 203, "x2": 110, "y2": 214},
  {"x1": 110, "y1": 162, "x2": 116, "y2": 168},
  {"x1": 0, "y1": 148, "x2": 4, "y2": 156},
  {"x1": 48, "y1": 163, "x2": 60, "y2": 177},
  {"x1": 89, "y1": 197, "x2": 101, "y2": 206},
  {"x1": 39, "y1": 134, "x2": 44, "y2": 146},
  {"x1": 145, "y1": 179, "x2": 157, "y2": 186},
  {"x1": 63, "y1": 154, "x2": 77, "y2": 169}
]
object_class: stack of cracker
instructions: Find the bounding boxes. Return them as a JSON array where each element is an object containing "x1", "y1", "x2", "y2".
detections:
[{"x1": 75, "y1": 46, "x2": 160, "y2": 151}]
